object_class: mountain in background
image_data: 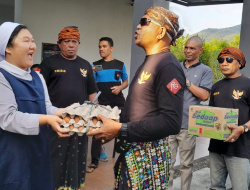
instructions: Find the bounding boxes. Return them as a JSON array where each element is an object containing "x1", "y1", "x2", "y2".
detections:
[{"x1": 194, "y1": 24, "x2": 241, "y2": 42}]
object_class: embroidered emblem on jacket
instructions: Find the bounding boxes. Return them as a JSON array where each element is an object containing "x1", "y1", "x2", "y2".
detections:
[
  {"x1": 138, "y1": 70, "x2": 151, "y2": 84},
  {"x1": 80, "y1": 68, "x2": 87, "y2": 77},
  {"x1": 166, "y1": 78, "x2": 181, "y2": 94},
  {"x1": 232, "y1": 89, "x2": 243, "y2": 99},
  {"x1": 54, "y1": 69, "x2": 66, "y2": 73},
  {"x1": 213, "y1": 92, "x2": 220, "y2": 96}
]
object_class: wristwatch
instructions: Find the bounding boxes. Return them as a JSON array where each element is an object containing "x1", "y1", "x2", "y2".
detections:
[
  {"x1": 243, "y1": 124, "x2": 249, "y2": 133},
  {"x1": 118, "y1": 123, "x2": 128, "y2": 140},
  {"x1": 186, "y1": 80, "x2": 191, "y2": 87}
]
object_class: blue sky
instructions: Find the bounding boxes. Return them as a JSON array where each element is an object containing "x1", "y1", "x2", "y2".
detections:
[{"x1": 169, "y1": 2, "x2": 243, "y2": 35}]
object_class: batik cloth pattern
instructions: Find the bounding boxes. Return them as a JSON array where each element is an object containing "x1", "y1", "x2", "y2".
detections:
[{"x1": 115, "y1": 137, "x2": 171, "y2": 190}]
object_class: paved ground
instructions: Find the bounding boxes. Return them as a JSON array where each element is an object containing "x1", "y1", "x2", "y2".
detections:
[
  {"x1": 85, "y1": 136, "x2": 235, "y2": 190},
  {"x1": 172, "y1": 156, "x2": 232, "y2": 190},
  {"x1": 172, "y1": 167, "x2": 232, "y2": 190},
  {"x1": 171, "y1": 137, "x2": 233, "y2": 190}
]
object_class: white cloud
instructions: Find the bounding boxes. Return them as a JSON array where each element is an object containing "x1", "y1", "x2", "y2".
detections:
[{"x1": 169, "y1": 2, "x2": 243, "y2": 35}]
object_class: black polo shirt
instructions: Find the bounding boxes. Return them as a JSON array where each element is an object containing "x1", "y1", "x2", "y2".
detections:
[{"x1": 40, "y1": 54, "x2": 98, "y2": 108}]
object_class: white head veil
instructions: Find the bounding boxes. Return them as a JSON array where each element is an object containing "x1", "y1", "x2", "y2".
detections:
[{"x1": 0, "y1": 22, "x2": 21, "y2": 62}]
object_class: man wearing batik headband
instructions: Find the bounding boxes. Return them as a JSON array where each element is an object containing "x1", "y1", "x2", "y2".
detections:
[
  {"x1": 209, "y1": 47, "x2": 250, "y2": 190},
  {"x1": 40, "y1": 26, "x2": 98, "y2": 189},
  {"x1": 87, "y1": 7, "x2": 185, "y2": 189},
  {"x1": 217, "y1": 46, "x2": 246, "y2": 69},
  {"x1": 58, "y1": 26, "x2": 80, "y2": 42},
  {"x1": 144, "y1": 6, "x2": 184, "y2": 46}
]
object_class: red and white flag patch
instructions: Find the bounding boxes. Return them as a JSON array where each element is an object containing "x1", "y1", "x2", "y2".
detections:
[{"x1": 166, "y1": 78, "x2": 181, "y2": 94}]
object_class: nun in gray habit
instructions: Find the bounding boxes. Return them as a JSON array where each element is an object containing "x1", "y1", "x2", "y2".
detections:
[{"x1": 0, "y1": 22, "x2": 69, "y2": 190}]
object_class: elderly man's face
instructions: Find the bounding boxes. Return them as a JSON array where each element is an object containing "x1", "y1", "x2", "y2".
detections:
[
  {"x1": 58, "y1": 39, "x2": 79, "y2": 59},
  {"x1": 134, "y1": 15, "x2": 161, "y2": 49},
  {"x1": 218, "y1": 56, "x2": 241, "y2": 78}
]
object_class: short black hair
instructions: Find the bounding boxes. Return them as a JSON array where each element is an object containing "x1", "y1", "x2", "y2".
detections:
[
  {"x1": 31, "y1": 64, "x2": 40, "y2": 70},
  {"x1": 187, "y1": 36, "x2": 203, "y2": 48},
  {"x1": 7, "y1": 25, "x2": 28, "y2": 47},
  {"x1": 99, "y1": 37, "x2": 113, "y2": 47}
]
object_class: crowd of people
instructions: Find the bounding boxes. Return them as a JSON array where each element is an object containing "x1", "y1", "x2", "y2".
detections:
[{"x1": 0, "y1": 5, "x2": 249, "y2": 190}]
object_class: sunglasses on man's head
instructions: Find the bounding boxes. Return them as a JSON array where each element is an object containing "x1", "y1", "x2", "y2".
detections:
[
  {"x1": 139, "y1": 18, "x2": 161, "y2": 27},
  {"x1": 217, "y1": 57, "x2": 234, "y2": 64}
]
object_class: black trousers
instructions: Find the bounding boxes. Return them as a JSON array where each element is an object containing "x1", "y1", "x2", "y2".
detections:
[
  {"x1": 90, "y1": 104, "x2": 123, "y2": 166},
  {"x1": 90, "y1": 137, "x2": 102, "y2": 166}
]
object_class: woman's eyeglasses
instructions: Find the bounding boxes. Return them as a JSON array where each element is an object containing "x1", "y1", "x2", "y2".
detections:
[
  {"x1": 139, "y1": 18, "x2": 161, "y2": 27},
  {"x1": 217, "y1": 57, "x2": 234, "y2": 64}
]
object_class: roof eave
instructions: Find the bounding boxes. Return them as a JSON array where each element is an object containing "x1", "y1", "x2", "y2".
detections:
[{"x1": 168, "y1": 0, "x2": 243, "y2": 7}]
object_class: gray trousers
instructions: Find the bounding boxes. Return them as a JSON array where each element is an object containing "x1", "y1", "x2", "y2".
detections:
[
  {"x1": 209, "y1": 152, "x2": 250, "y2": 190},
  {"x1": 168, "y1": 129, "x2": 196, "y2": 190}
]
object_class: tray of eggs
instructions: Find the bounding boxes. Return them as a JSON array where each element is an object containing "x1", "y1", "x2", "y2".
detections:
[
  {"x1": 62, "y1": 114, "x2": 101, "y2": 136},
  {"x1": 61, "y1": 102, "x2": 121, "y2": 136}
]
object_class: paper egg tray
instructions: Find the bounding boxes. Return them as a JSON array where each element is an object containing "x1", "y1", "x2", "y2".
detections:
[{"x1": 61, "y1": 102, "x2": 121, "y2": 136}]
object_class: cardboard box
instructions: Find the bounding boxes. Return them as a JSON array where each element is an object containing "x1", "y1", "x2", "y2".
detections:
[{"x1": 188, "y1": 105, "x2": 238, "y2": 140}]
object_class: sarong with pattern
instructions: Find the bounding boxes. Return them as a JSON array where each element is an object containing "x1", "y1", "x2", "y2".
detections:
[{"x1": 114, "y1": 137, "x2": 171, "y2": 190}]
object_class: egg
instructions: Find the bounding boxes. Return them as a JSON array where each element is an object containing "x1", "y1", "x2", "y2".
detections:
[
  {"x1": 74, "y1": 116, "x2": 81, "y2": 123},
  {"x1": 63, "y1": 115, "x2": 71, "y2": 123},
  {"x1": 78, "y1": 126, "x2": 84, "y2": 132},
  {"x1": 69, "y1": 125, "x2": 74, "y2": 130},
  {"x1": 92, "y1": 117, "x2": 98, "y2": 125}
]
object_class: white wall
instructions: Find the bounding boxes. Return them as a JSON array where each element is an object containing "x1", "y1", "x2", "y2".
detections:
[{"x1": 20, "y1": 0, "x2": 134, "y2": 96}]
